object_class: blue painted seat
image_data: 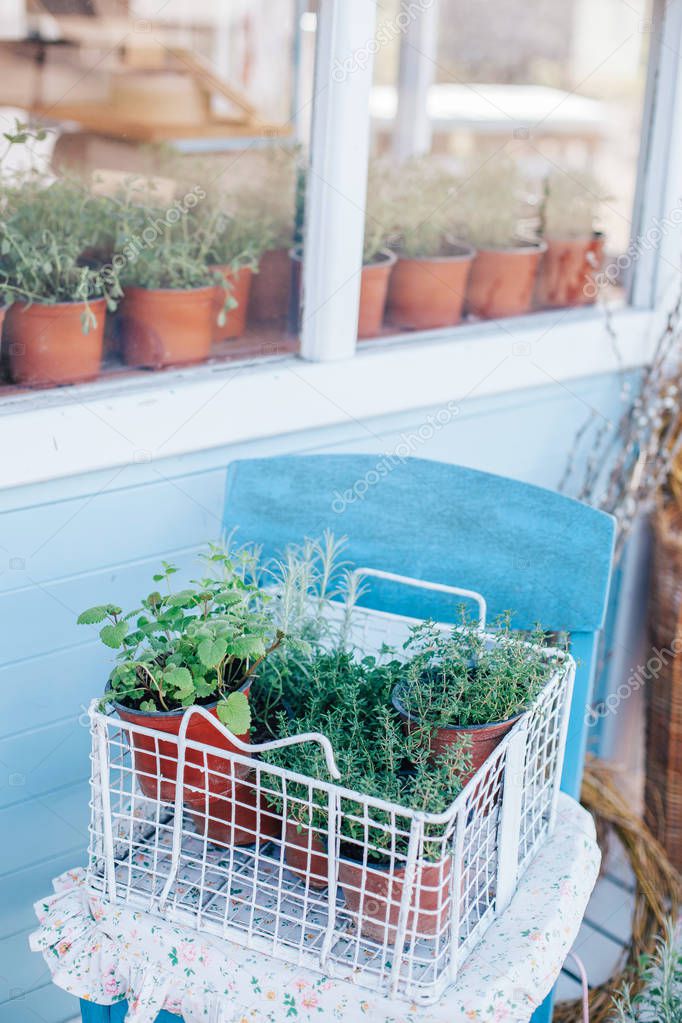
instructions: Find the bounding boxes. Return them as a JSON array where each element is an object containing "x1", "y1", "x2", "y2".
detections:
[{"x1": 81, "y1": 454, "x2": 614, "y2": 1023}]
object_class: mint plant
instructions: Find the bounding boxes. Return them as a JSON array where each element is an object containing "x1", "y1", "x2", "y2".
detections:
[
  {"x1": 79, "y1": 545, "x2": 283, "y2": 735},
  {"x1": 395, "y1": 613, "x2": 559, "y2": 728}
]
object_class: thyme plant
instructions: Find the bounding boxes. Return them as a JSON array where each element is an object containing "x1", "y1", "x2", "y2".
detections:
[
  {"x1": 541, "y1": 169, "x2": 606, "y2": 239},
  {"x1": 611, "y1": 920, "x2": 682, "y2": 1023},
  {"x1": 79, "y1": 545, "x2": 283, "y2": 734},
  {"x1": 382, "y1": 157, "x2": 461, "y2": 259},
  {"x1": 454, "y1": 154, "x2": 529, "y2": 249}
]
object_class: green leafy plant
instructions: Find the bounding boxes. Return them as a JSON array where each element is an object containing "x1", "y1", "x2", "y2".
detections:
[
  {"x1": 395, "y1": 613, "x2": 559, "y2": 728},
  {"x1": 204, "y1": 190, "x2": 274, "y2": 272},
  {"x1": 263, "y1": 647, "x2": 471, "y2": 861},
  {"x1": 382, "y1": 157, "x2": 461, "y2": 259},
  {"x1": 363, "y1": 159, "x2": 396, "y2": 264},
  {"x1": 78, "y1": 545, "x2": 283, "y2": 734},
  {"x1": 611, "y1": 919, "x2": 682, "y2": 1022},
  {"x1": 0, "y1": 173, "x2": 123, "y2": 328},
  {"x1": 455, "y1": 154, "x2": 531, "y2": 249},
  {"x1": 541, "y1": 169, "x2": 607, "y2": 239}
]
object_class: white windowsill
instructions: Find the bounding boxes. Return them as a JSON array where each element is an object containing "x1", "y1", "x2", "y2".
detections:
[{"x1": 0, "y1": 304, "x2": 658, "y2": 492}]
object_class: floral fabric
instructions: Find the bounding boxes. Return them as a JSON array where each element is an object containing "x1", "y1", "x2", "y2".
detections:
[{"x1": 30, "y1": 794, "x2": 599, "y2": 1023}]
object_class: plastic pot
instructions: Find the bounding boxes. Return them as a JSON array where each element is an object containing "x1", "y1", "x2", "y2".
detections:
[
  {"x1": 534, "y1": 234, "x2": 604, "y2": 308},
  {"x1": 338, "y1": 848, "x2": 451, "y2": 945},
  {"x1": 111, "y1": 680, "x2": 272, "y2": 847},
  {"x1": 248, "y1": 247, "x2": 292, "y2": 325},
  {"x1": 466, "y1": 241, "x2": 546, "y2": 319},
  {"x1": 357, "y1": 250, "x2": 397, "y2": 338},
  {"x1": 5, "y1": 298, "x2": 106, "y2": 387},
  {"x1": 120, "y1": 285, "x2": 215, "y2": 369},
  {"x1": 385, "y1": 244, "x2": 475, "y2": 330},
  {"x1": 211, "y1": 265, "x2": 253, "y2": 341},
  {"x1": 392, "y1": 685, "x2": 520, "y2": 785}
]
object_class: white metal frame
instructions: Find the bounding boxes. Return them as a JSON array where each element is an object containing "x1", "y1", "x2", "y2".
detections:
[{"x1": 87, "y1": 572, "x2": 576, "y2": 1006}]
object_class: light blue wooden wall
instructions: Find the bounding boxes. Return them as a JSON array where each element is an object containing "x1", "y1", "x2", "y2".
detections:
[{"x1": 0, "y1": 371, "x2": 627, "y2": 1023}]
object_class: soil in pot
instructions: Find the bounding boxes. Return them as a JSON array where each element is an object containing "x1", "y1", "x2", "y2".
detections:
[
  {"x1": 121, "y1": 285, "x2": 215, "y2": 369},
  {"x1": 5, "y1": 298, "x2": 106, "y2": 387},
  {"x1": 392, "y1": 684, "x2": 520, "y2": 786},
  {"x1": 211, "y1": 265, "x2": 253, "y2": 341},
  {"x1": 534, "y1": 234, "x2": 604, "y2": 309},
  {"x1": 466, "y1": 241, "x2": 546, "y2": 319},
  {"x1": 248, "y1": 247, "x2": 291, "y2": 326},
  {"x1": 385, "y1": 244, "x2": 475, "y2": 330},
  {"x1": 358, "y1": 250, "x2": 397, "y2": 339},
  {"x1": 113, "y1": 680, "x2": 270, "y2": 847},
  {"x1": 338, "y1": 845, "x2": 451, "y2": 946}
]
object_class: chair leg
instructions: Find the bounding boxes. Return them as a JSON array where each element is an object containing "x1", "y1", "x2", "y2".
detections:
[
  {"x1": 80, "y1": 1001, "x2": 111, "y2": 1022},
  {"x1": 531, "y1": 990, "x2": 554, "y2": 1023}
]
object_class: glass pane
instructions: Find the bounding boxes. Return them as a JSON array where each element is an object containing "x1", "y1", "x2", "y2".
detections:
[
  {"x1": 0, "y1": 1, "x2": 314, "y2": 396},
  {"x1": 361, "y1": 0, "x2": 653, "y2": 341}
]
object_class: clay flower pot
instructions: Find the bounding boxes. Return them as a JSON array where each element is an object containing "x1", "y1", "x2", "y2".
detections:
[
  {"x1": 385, "y1": 244, "x2": 475, "y2": 330},
  {"x1": 358, "y1": 250, "x2": 397, "y2": 339},
  {"x1": 392, "y1": 685, "x2": 520, "y2": 786},
  {"x1": 248, "y1": 247, "x2": 292, "y2": 325},
  {"x1": 534, "y1": 234, "x2": 604, "y2": 309},
  {"x1": 111, "y1": 680, "x2": 274, "y2": 847},
  {"x1": 121, "y1": 285, "x2": 215, "y2": 369},
  {"x1": 5, "y1": 298, "x2": 106, "y2": 387},
  {"x1": 211, "y1": 264, "x2": 253, "y2": 341},
  {"x1": 284, "y1": 821, "x2": 330, "y2": 889},
  {"x1": 466, "y1": 241, "x2": 546, "y2": 320},
  {"x1": 338, "y1": 848, "x2": 451, "y2": 945}
]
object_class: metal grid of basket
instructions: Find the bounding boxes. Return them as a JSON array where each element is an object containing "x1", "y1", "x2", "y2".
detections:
[{"x1": 86, "y1": 574, "x2": 575, "y2": 1005}]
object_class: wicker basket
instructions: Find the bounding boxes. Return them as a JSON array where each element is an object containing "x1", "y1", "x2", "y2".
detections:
[{"x1": 645, "y1": 502, "x2": 682, "y2": 869}]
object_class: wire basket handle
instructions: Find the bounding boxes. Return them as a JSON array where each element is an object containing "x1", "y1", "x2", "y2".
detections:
[
  {"x1": 174, "y1": 704, "x2": 341, "y2": 780},
  {"x1": 353, "y1": 567, "x2": 487, "y2": 629}
]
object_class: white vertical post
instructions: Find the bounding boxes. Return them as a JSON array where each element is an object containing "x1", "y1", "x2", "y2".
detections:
[
  {"x1": 392, "y1": 0, "x2": 440, "y2": 161},
  {"x1": 495, "y1": 722, "x2": 527, "y2": 914},
  {"x1": 299, "y1": 0, "x2": 377, "y2": 362}
]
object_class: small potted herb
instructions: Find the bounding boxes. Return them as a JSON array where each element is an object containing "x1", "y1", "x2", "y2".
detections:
[
  {"x1": 205, "y1": 194, "x2": 273, "y2": 342},
  {"x1": 384, "y1": 158, "x2": 475, "y2": 330},
  {"x1": 535, "y1": 170, "x2": 606, "y2": 309},
  {"x1": 0, "y1": 175, "x2": 122, "y2": 387},
  {"x1": 79, "y1": 546, "x2": 283, "y2": 846},
  {"x1": 116, "y1": 193, "x2": 228, "y2": 369},
  {"x1": 458, "y1": 155, "x2": 546, "y2": 319},
  {"x1": 391, "y1": 614, "x2": 558, "y2": 781}
]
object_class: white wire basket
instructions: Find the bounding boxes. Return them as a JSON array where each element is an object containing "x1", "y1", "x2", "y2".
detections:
[{"x1": 86, "y1": 571, "x2": 575, "y2": 1006}]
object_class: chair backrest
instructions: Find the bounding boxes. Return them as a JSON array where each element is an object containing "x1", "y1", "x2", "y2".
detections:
[{"x1": 222, "y1": 454, "x2": 615, "y2": 793}]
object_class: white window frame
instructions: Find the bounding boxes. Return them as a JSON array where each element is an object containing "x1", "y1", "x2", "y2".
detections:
[{"x1": 0, "y1": 0, "x2": 680, "y2": 490}]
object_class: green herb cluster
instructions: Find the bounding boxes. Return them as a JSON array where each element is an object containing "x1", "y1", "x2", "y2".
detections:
[
  {"x1": 79, "y1": 545, "x2": 282, "y2": 734},
  {"x1": 611, "y1": 919, "x2": 682, "y2": 1022},
  {"x1": 396, "y1": 614, "x2": 558, "y2": 728}
]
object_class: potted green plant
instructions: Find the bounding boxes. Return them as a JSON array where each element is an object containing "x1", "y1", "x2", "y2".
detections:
[
  {"x1": 458, "y1": 156, "x2": 546, "y2": 319},
  {"x1": 0, "y1": 174, "x2": 122, "y2": 387},
  {"x1": 391, "y1": 615, "x2": 558, "y2": 781},
  {"x1": 611, "y1": 919, "x2": 681, "y2": 1021},
  {"x1": 116, "y1": 192, "x2": 228, "y2": 369},
  {"x1": 535, "y1": 170, "x2": 606, "y2": 309},
  {"x1": 205, "y1": 194, "x2": 274, "y2": 342},
  {"x1": 354, "y1": 161, "x2": 397, "y2": 339},
  {"x1": 263, "y1": 646, "x2": 471, "y2": 944},
  {"x1": 78, "y1": 545, "x2": 283, "y2": 846},
  {"x1": 384, "y1": 158, "x2": 475, "y2": 330}
]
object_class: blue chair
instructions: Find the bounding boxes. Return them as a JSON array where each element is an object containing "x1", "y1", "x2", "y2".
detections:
[{"x1": 81, "y1": 454, "x2": 614, "y2": 1023}]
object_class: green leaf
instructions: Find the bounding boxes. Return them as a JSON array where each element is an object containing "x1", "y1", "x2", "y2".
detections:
[
  {"x1": 230, "y1": 636, "x2": 266, "y2": 660},
  {"x1": 77, "y1": 604, "x2": 122, "y2": 625},
  {"x1": 198, "y1": 636, "x2": 227, "y2": 668},
  {"x1": 139, "y1": 699, "x2": 156, "y2": 711},
  {"x1": 163, "y1": 666, "x2": 194, "y2": 695},
  {"x1": 100, "y1": 620, "x2": 129, "y2": 648},
  {"x1": 216, "y1": 691, "x2": 251, "y2": 734}
]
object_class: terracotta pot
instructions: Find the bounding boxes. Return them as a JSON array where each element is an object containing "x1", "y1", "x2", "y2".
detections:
[
  {"x1": 112, "y1": 680, "x2": 269, "y2": 847},
  {"x1": 248, "y1": 247, "x2": 292, "y2": 325},
  {"x1": 466, "y1": 242, "x2": 546, "y2": 319},
  {"x1": 338, "y1": 849, "x2": 451, "y2": 945},
  {"x1": 358, "y1": 250, "x2": 397, "y2": 338},
  {"x1": 392, "y1": 685, "x2": 520, "y2": 786},
  {"x1": 5, "y1": 298, "x2": 105, "y2": 387},
  {"x1": 534, "y1": 234, "x2": 604, "y2": 309},
  {"x1": 385, "y1": 245, "x2": 475, "y2": 330},
  {"x1": 283, "y1": 821, "x2": 330, "y2": 889},
  {"x1": 121, "y1": 285, "x2": 215, "y2": 369},
  {"x1": 212, "y1": 265, "x2": 253, "y2": 341}
]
